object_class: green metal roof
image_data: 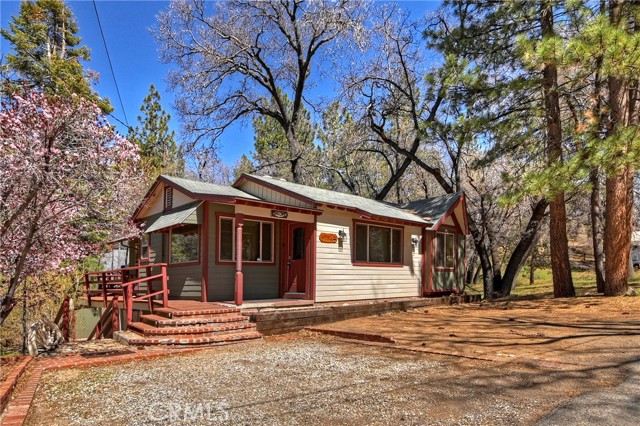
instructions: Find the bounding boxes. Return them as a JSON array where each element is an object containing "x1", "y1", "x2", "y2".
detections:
[
  {"x1": 162, "y1": 175, "x2": 259, "y2": 200},
  {"x1": 244, "y1": 175, "x2": 429, "y2": 224},
  {"x1": 400, "y1": 193, "x2": 463, "y2": 229},
  {"x1": 144, "y1": 201, "x2": 202, "y2": 233}
]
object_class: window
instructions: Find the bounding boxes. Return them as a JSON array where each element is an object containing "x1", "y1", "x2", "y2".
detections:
[
  {"x1": 218, "y1": 217, "x2": 274, "y2": 263},
  {"x1": 292, "y1": 227, "x2": 305, "y2": 260},
  {"x1": 140, "y1": 234, "x2": 150, "y2": 261},
  {"x1": 354, "y1": 222, "x2": 403, "y2": 264},
  {"x1": 170, "y1": 224, "x2": 199, "y2": 264},
  {"x1": 164, "y1": 187, "x2": 173, "y2": 211},
  {"x1": 436, "y1": 232, "x2": 455, "y2": 269}
]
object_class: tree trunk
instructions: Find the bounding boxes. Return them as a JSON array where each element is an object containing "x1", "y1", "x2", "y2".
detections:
[
  {"x1": 486, "y1": 228, "x2": 504, "y2": 294},
  {"x1": 590, "y1": 169, "x2": 606, "y2": 292},
  {"x1": 604, "y1": 171, "x2": 632, "y2": 295},
  {"x1": 529, "y1": 252, "x2": 536, "y2": 286},
  {"x1": 472, "y1": 264, "x2": 482, "y2": 285},
  {"x1": 603, "y1": 0, "x2": 632, "y2": 296},
  {"x1": 541, "y1": 1, "x2": 575, "y2": 298},
  {"x1": 468, "y1": 216, "x2": 494, "y2": 300},
  {"x1": 466, "y1": 253, "x2": 478, "y2": 285},
  {"x1": 501, "y1": 198, "x2": 549, "y2": 295}
]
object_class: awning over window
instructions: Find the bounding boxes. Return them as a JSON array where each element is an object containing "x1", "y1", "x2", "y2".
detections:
[{"x1": 144, "y1": 201, "x2": 203, "y2": 233}]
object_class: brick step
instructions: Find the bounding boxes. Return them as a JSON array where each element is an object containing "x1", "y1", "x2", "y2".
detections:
[
  {"x1": 154, "y1": 306, "x2": 241, "y2": 318},
  {"x1": 140, "y1": 314, "x2": 249, "y2": 327},
  {"x1": 116, "y1": 330, "x2": 263, "y2": 346},
  {"x1": 128, "y1": 321, "x2": 256, "y2": 336}
]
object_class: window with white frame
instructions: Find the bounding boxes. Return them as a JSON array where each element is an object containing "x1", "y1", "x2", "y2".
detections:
[
  {"x1": 354, "y1": 222, "x2": 402, "y2": 264},
  {"x1": 436, "y1": 232, "x2": 455, "y2": 269},
  {"x1": 170, "y1": 224, "x2": 199, "y2": 264},
  {"x1": 219, "y1": 217, "x2": 274, "y2": 262}
]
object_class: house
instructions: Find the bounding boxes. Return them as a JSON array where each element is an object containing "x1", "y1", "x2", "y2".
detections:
[{"x1": 128, "y1": 174, "x2": 469, "y2": 306}]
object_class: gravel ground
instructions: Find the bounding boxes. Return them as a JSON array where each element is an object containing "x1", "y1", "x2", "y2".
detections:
[
  {"x1": 537, "y1": 361, "x2": 640, "y2": 426},
  {"x1": 24, "y1": 333, "x2": 625, "y2": 426}
]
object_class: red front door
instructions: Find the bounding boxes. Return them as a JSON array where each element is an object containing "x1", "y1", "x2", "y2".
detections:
[{"x1": 286, "y1": 222, "x2": 308, "y2": 294}]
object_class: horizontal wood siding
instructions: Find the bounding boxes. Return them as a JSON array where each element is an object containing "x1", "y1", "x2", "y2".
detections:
[
  {"x1": 206, "y1": 203, "x2": 280, "y2": 302},
  {"x1": 166, "y1": 264, "x2": 202, "y2": 300},
  {"x1": 315, "y1": 210, "x2": 422, "y2": 302},
  {"x1": 239, "y1": 181, "x2": 314, "y2": 209},
  {"x1": 149, "y1": 233, "x2": 165, "y2": 263}
]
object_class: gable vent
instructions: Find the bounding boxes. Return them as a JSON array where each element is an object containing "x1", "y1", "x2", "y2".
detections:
[{"x1": 164, "y1": 187, "x2": 173, "y2": 211}]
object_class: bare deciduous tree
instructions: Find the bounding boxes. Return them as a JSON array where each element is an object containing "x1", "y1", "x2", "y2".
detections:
[{"x1": 155, "y1": 0, "x2": 368, "y2": 183}]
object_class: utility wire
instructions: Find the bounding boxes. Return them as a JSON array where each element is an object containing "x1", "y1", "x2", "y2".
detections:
[{"x1": 92, "y1": 0, "x2": 129, "y2": 127}]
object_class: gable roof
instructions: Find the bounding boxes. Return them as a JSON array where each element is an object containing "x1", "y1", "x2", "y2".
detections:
[
  {"x1": 144, "y1": 201, "x2": 202, "y2": 233},
  {"x1": 237, "y1": 174, "x2": 428, "y2": 225},
  {"x1": 400, "y1": 192, "x2": 464, "y2": 231},
  {"x1": 161, "y1": 175, "x2": 259, "y2": 201}
]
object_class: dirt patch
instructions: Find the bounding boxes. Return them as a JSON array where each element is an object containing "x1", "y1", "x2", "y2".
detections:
[{"x1": 314, "y1": 296, "x2": 640, "y2": 369}]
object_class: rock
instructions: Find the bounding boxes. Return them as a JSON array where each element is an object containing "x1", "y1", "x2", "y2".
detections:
[
  {"x1": 625, "y1": 288, "x2": 637, "y2": 297},
  {"x1": 27, "y1": 318, "x2": 64, "y2": 356}
]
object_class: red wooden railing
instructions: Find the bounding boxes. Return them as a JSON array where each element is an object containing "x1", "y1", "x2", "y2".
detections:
[
  {"x1": 87, "y1": 296, "x2": 119, "y2": 340},
  {"x1": 84, "y1": 263, "x2": 169, "y2": 325},
  {"x1": 54, "y1": 296, "x2": 72, "y2": 341}
]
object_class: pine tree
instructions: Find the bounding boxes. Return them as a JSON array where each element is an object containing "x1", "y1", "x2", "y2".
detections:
[
  {"x1": 1, "y1": 0, "x2": 112, "y2": 112},
  {"x1": 250, "y1": 91, "x2": 315, "y2": 182},
  {"x1": 127, "y1": 84, "x2": 184, "y2": 179}
]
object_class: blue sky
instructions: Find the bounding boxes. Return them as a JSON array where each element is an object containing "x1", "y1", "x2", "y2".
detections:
[{"x1": 0, "y1": 0, "x2": 439, "y2": 165}]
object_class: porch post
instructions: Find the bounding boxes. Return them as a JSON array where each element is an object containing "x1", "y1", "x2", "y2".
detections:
[{"x1": 234, "y1": 214, "x2": 244, "y2": 306}]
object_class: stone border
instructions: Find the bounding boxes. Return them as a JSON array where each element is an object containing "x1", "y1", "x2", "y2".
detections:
[
  {"x1": 306, "y1": 327, "x2": 396, "y2": 344},
  {"x1": 0, "y1": 356, "x2": 33, "y2": 413},
  {"x1": 252, "y1": 295, "x2": 480, "y2": 335}
]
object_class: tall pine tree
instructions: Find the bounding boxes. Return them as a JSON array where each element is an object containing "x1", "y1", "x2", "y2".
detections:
[
  {"x1": 128, "y1": 84, "x2": 184, "y2": 179},
  {"x1": 1, "y1": 0, "x2": 111, "y2": 112},
  {"x1": 249, "y1": 91, "x2": 315, "y2": 182}
]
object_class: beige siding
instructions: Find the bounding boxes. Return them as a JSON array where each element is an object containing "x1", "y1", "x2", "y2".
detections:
[
  {"x1": 239, "y1": 181, "x2": 314, "y2": 209},
  {"x1": 235, "y1": 204, "x2": 314, "y2": 223},
  {"x1": 206, "y1": 203, "x2": 280, "y2": 302},
  {"x1": 139, "y1": 183, "x2": 197, "y2": 218},
  {"x1": 315, "y1": 210, "x2": 422, "y2": 302}
]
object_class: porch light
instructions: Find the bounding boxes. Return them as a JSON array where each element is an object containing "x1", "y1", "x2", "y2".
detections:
[{"x1": 338, "y1": 229, "x2": 347, "y2": 239}]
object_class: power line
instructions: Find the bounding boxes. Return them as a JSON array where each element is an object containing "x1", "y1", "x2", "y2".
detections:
[{"x1": 92, "y1": 0, "x2": 129, "y2": 127}]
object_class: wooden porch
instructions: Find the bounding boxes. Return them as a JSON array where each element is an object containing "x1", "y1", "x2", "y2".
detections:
[{"x1": 82, "y1": 264, "x2": 262, "y2": 346}]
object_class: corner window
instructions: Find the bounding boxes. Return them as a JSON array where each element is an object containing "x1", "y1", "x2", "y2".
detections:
[
  {"x1": 170, "y1": 224, "x2": 199, "y2": 264},
  {"x1": 354, "y1": 222, "x2": 403, "y2": 264},
  {"x1": 436, "y1": 232, "x2": 455, "y2": 269},
  {"x1": 218, "y1": 217, "x2": 274, "y2": 263}
]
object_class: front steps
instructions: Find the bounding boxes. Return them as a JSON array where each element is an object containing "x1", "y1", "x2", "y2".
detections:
[{"x1": 115, "y1": 303, "x2": 262, "y2": 347}]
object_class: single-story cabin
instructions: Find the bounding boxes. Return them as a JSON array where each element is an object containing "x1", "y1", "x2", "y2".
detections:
[{"x1": 128, "y1": 174, "x2": 469, "y2": 305}]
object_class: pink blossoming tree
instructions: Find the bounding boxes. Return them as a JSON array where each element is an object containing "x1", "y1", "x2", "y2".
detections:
[{"x1": 0, "y1": 89, "x2": 142, "y2": 326}]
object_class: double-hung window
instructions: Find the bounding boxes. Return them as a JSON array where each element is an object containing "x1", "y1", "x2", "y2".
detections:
[
  {"x1": 354, "y1": 222, "x2": 402, "y2": 265},
  {"x1": 219, "y1": 217, "x2": 274, "y2": 263},
  {"x1": 139, "y1": 234, "x2": 150, "y2": 261},
  {"x1": 170, "y1": 224, "x2": 199, "y2": 264},
  {"x1": 436, "y1": 232, "x2": 455, "y2": 269}
]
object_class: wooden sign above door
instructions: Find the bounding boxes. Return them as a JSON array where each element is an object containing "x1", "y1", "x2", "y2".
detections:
[
  {"x1": 319, "y1": 233, "x2": 338, "y2": 243},
  {"x1": 271, "y1": 210, "x2": 288, "y2": 218}
]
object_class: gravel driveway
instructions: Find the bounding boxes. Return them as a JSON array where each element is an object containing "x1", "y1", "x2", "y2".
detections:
[{"x1": 24, "y1": 333, "x2": 629, "y2": 426}]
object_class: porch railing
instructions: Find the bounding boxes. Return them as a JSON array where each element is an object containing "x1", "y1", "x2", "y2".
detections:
[{"x1": 84, "y1": 263, "x2": 169, "y2": 325}]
